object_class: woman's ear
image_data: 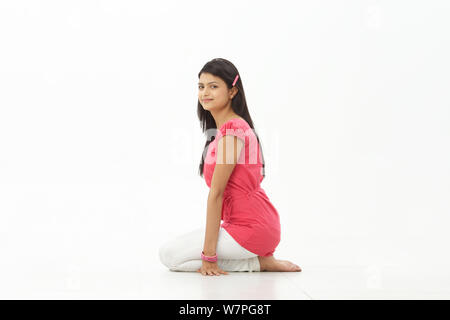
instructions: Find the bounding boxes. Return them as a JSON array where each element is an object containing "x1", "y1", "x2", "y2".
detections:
[{"x1": 230, "y1": 87, "x2": 238, "y2": 98}]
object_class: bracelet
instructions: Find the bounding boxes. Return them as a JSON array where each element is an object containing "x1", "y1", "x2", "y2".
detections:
[{"x1": 201, "y1": 251, "x2": 218, "y2": 262}]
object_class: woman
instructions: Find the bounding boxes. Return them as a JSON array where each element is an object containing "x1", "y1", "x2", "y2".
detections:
[{"x1": 159, "y1": 58, "x2": 301, "y2": 276}]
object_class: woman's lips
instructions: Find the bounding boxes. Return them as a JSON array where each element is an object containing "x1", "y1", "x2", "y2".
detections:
[{"x1": 203, "y1": 99, "x2": 213, "y2": 102}]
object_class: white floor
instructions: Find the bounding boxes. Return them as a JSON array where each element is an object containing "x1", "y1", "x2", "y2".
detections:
[
  {"x1": 2, "y1": 260, "x2": 450, "y2": 299},
  {"x1": 156, "y1": 264, "x2": 450, "y2": 300}
]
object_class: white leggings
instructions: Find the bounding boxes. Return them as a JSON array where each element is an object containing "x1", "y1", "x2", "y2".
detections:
[{"x1": 159, "y1": 226, "x2": 260, "y2": 272}]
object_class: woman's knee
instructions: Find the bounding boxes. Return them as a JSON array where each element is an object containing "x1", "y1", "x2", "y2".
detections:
[
  {"x1": 159, "y1": 240, "x2": 177, "y2": 269},
  {"x1": 158, "y1": 228, "x2": 203, "y2": 270}
]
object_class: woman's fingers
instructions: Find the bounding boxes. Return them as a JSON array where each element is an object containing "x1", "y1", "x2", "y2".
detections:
[{"x1": 197, "y1": 267, "x2": 229, "y2": 276}]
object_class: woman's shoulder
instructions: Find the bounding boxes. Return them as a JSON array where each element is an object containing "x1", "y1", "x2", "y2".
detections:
[
  {"x1": 218, "y1": 117, "x2": 253, "y2": 143},
  {"x1": 220, "y1": 117, "x2": 250, "y2": 131}
]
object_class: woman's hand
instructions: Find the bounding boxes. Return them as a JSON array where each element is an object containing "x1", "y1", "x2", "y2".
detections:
[{"x1": 197, "y1": 260, "x2": 229, "y2": 276}]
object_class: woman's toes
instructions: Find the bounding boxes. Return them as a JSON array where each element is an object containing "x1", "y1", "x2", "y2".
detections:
[{"x1": 289, "y1": 262, "x2": 301, "y2": 271}]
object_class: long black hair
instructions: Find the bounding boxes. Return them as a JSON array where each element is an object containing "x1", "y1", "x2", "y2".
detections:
[{"x1": 197, "y1": 58, "x2": 266, "y2": 180}]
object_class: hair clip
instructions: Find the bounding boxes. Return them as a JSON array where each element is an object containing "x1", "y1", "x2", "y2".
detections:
[{"x1": 232, "y1": 74, "x2": 239, "y2": 86}]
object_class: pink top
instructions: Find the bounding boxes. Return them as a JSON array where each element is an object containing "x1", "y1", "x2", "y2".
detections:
[{"x1": 203, "y1": 118, "x2": 281, "y2": 257}]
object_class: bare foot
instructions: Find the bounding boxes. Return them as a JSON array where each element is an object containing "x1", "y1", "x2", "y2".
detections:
[{"x1": 258, "y1": 256, "x2": 302, "y2": 272}]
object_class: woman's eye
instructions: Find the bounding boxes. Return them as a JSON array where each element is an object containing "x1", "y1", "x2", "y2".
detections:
[{"x1": 198, "y1": 86, "x2": 217, "y2": 89}]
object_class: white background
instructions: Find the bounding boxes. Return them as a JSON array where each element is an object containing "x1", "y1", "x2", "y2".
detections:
[{"x1": 0, "y1": 0, "x2": 449, "y2": 298}]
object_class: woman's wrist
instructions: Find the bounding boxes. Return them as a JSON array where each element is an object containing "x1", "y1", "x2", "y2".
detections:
[
  {"x1": 201, "y1": 251, "x2": 218, "y2": 262},
  {"x1": 202, "y1": 259, "x2": 217, "y2": 264}
]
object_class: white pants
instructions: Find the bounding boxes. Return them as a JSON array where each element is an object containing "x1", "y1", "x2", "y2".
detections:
[{"x1": 159, "y1": 226, "x2": 260, "y2": 272}]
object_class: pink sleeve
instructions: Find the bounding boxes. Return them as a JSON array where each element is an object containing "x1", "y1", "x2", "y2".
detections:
[{"x1": 218, "y1": 119, "x2": 247, "y2": 143}]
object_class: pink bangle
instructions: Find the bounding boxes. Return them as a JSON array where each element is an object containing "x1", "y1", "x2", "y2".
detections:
[{"x1": 201, "y1": 251, "x2": 218, "y2": 262}]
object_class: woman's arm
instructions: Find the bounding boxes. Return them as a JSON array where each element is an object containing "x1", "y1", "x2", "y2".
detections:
[
  {"x1": 202, "y1": 191, "x2": 223, "y2": 256},
  {"x1": 202, "y1": 135, "x2": 244, "y2": 256}
]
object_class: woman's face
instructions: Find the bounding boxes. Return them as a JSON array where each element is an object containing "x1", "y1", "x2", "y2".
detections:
[{"x1": 198, "y1": 72, "x2": 232, "y2": 111}]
